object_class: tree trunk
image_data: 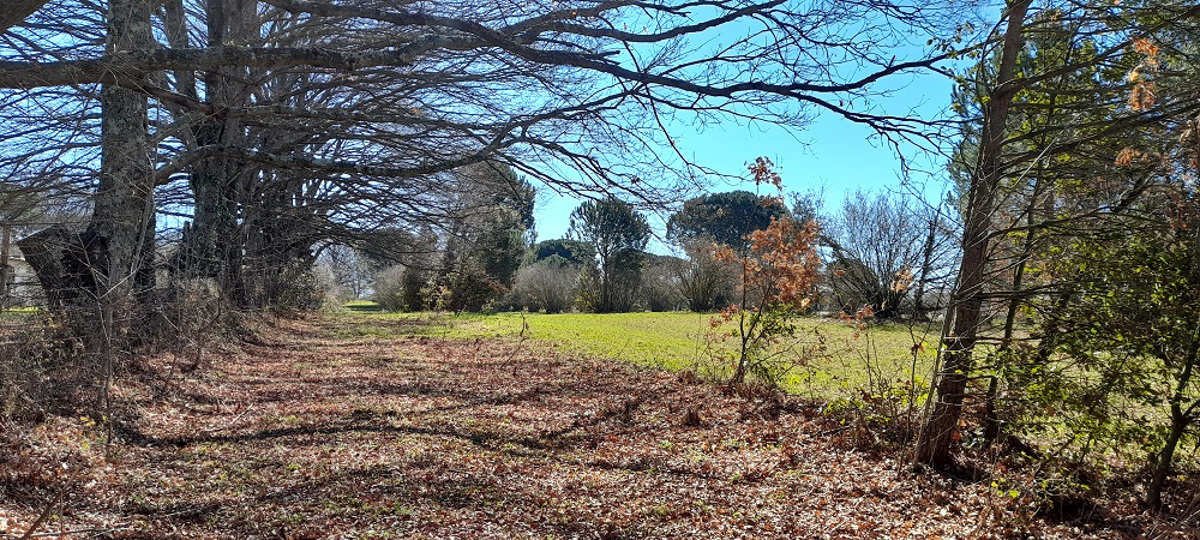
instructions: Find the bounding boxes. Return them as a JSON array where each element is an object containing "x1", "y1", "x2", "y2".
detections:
[
  {"x1": 90, "y1": 0, "x2": 156, "y2": 312},
  {"x1": 1148, "y1": 409, "x2": 1187, "y2": 509},
  {"x1": 178, "y1": 0, "x2": 252, "y2": 291},
  {"x1": 17, "y1": 226, "x2": 90, "y2": 311},
  {"x1": 88, "y1": 0, "x2": 155, "y2": 410},
  {"x1": 915, "y1": 0, "x2": 1031, "y2": 467},
  {"x1": 0, "y1": 225, "x2": 11, "y2": 308},
  {"x1": 1149, "y1": 321, "x2": 1200, "y2": 508},
  {"x1": 0, "y1": 0, "x2": 52, "y2": 34},
  {"x1": 20, "y1": 0, "x2": 156, "y2": 326},
  {"x1": 239, "y1": 186, "x2": 320, "y2": 309},
  {"x1": 912, "y1": 207, "x2": 942, "y2": 321}
]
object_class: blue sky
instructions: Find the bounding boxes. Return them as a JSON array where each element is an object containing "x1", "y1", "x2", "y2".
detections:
[
  {"x1": 528, "y1": 0, "x2": 1003, "y2": 253},
  {"x1": 532, "y1": 69, "x2": 958, "y2": 253}
]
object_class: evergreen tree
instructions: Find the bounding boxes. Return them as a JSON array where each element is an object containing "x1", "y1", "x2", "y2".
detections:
[{"x1": 569, "y1": 198, "x2": 650, "y2": 313}]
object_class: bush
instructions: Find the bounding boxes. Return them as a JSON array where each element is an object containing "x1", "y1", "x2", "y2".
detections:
[
  {"x1": 576, "y1": 249, "x2": 643, "y2": 313},
  {"x1": 711, "y1": 209, "x2": 822, "y2": 387},
  {"x1": 512, "y1": 258, "x2": 578, "y2": 313},
  {"x1": 1, "y1": 316, "x2": 62, "y2": 421},
  {"x1": 439, "y1": 263, "x2": 506, "y2": 313},
  {"x1": 244, "y1": 259, "x2": 324, "y2": 313},
  {"x1": 641, "y1": 256, "x2": 687, "y2": 311},
  {"x1": 373, "y1": 265, "x2": 429, "y2": 312},
  {"x1": 677, "y1": 240, "x2": 736, "y2": 311}
]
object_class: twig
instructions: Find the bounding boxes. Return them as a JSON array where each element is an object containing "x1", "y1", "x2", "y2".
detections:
[
  {"x1": 196, "y1": 407, "x2": 253, "y2": 435},
  {"x1": 820, "y1": 425, "x2": 853, "y2": 437},
  {"x1": 499, "y1": 313, "x2": 530, "y2": 375},
  {"x1": 5, "y1": 526, "x2": 129, "y2": 538},
  {"x1": 15, "y1": 483, "x2": 66, "y2": 540}
]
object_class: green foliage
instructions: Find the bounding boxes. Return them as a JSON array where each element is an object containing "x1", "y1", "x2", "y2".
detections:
[
  {"x1": 569, "y1": 197, "x2": 650, "y2": 258},
  {"x1": 676, "y1": 241, "x2": 736, "y2": 312},
  {"x1": 472, "y1": 210, "x2": 528, "y2": 284},
  {"x1": 667, "y1": 191, "x2": 789, "y2": 253},
  {"x1": 258, "y1": 259, "x2": 325, "y2": 312},
  {"x1": 932, "y1": 3, "x2": 1197, "y2": 471},
  {"x1": 438, "y1": 260, "x2": 504, "y2": 313},
  {"x1": 575, "y1": 255, "x2": 647, "y2": 313},
  {"x1": 374, "y1": 265, "x2": 432, "y2": 312},
  {"x1": 569, "y1": 198, "x2": 650, "y2": 313},
  {"x1": 400, "y1": 267, "x2": 430, "y2": 311},
  {"x1": 526, "y1": 238, "x2": 593, "y2": 266},
  {"x1": 437, "y1": 163, "x2": 536, "y2": 312},
  {"x1": 1034, "y1": 193, "x2": 1200, "y2": 505}
]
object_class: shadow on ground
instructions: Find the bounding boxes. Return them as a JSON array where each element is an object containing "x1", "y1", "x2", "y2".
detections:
[{"x1": 7, "y1": 317, "x2": 1164, "y2": 540}]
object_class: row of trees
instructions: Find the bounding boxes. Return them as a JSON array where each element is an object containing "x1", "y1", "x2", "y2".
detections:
[
  {"x1": 341, "y1": 184, "x2": 957, "y2": 319},
  {"x1": 0, "y1": 0, "x2": 952, "y2": 361}
]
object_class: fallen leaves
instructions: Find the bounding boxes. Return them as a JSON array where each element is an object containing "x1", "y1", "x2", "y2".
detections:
[{"x1": 0, "y1": 317, "x2": 1193, "y2": 538}]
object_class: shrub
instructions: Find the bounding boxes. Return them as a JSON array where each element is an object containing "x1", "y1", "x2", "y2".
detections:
[
  {"x1": 677, "y1": 240, "x2": 737, "y2": 311},
  {"x1": 512, "y1": 258, "x2": 577, "y2": 313},
  {"x1": 713, "y1": 215, "x2": 822, "y2": 387},
  {"x1": 707, "y1": 159, "x2": 823, "y2": 387},
  {"x1": 373, "y1": 265, "x2": 428, "y2": 312},
  {"x1": 1, "y1": 317, "x2": 61, "y2": 421},
  {"x1": 641, "y1": 255, "x2": 687, "y2": 311},
  {"x1": 254, "y1": 259, "x2": 324, "y2": 313}
]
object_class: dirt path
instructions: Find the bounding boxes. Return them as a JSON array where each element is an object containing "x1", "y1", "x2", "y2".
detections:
[{"x1": 4, "y1": 318, "x2": 1130, "y2": 539}]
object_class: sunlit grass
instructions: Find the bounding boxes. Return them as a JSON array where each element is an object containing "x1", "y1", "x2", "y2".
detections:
[
  {"x1": 0, "y1": 306, "x2": 40, "y2": 322},
  {"x1": 342, "y1": 300, "x2": 383, "y2": 312},
  {"x1": 332, "y1": 310, "x2": 943, "y2": 398}
]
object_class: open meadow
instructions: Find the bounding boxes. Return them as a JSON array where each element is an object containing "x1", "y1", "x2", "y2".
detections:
[{"x1": 331, "y1": 309, "x2": 945, "y2": 400}]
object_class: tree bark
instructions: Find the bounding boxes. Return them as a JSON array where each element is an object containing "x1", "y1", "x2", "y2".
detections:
[
  {"x1": 16, "y1": 226, "x2": 87, "y2": 311},
  {"x1": 1148, "y1": 408, "x2": 1188, "y2": 509},
  {"x1": 911, "y1": 208, "x2": 942, "y2": 321},
  {"x1": 178, "y1": 0, "x2": 253, "y2": 289},
  {"x1": 0, "y1": 225, "x2": 10, "y2": 307},
  {"x1": 0, "y1": 0, "x2": 51, "y2": 35},
  {"x1": 91, "y1": 0, "x2": 156, "y2": 307},
  {"x1": 915, "y1": 0, "x2": 1032, "y2": 467}
]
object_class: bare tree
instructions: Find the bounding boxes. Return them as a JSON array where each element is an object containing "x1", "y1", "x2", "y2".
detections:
[
  {"x1": 822, "y1": 189, "x2": 956, "y2": 320},
  {"x1": 1, "y1": 0, "x2": 961, "y2": 343}
]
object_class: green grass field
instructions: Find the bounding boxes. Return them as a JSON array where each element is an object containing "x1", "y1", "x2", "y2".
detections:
[{"x1": 335, "y1": 306, "x2": 944, "y2": 398}]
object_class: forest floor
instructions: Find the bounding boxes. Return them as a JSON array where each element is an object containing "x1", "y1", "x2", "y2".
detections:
[{"x1": 1, "y1": 316, "x2": 1197, "y2": 539}]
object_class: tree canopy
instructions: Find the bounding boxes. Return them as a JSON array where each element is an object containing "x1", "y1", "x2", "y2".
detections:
[
  {"x1": 667, "y1": 191, "x2": 790, "y2": 252},
  {"x1": 569, "y1": 197, "x2": 650, "y2": 313}
]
